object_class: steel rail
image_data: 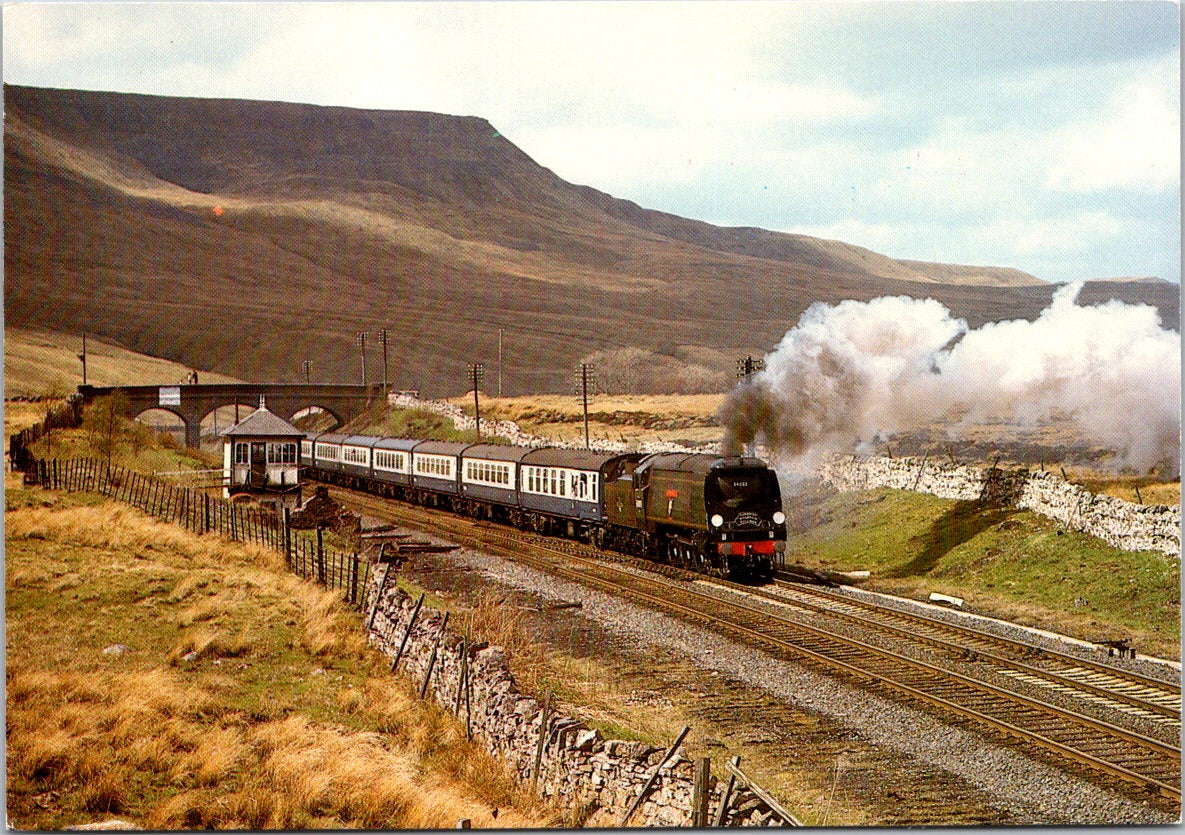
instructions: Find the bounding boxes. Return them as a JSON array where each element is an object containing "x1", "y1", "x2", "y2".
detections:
[
  {"x1": 739, "y1": 581, "x2": 1182, "y2": 723},
  {"x1": 772, "y1": 578, "x2": 1181, "y2": 707},
  {"x1": 493, "y1": 536, "x2": 1182, "y2": 801}
]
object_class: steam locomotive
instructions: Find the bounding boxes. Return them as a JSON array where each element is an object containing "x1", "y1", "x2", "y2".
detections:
[{"x1": 301, "y1": 433, "x2": 785, "y2": 581}]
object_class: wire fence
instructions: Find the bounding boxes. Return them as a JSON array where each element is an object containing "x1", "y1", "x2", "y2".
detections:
[{"x1": 9, "y1": 404, "x2": 370, "y2": 607}]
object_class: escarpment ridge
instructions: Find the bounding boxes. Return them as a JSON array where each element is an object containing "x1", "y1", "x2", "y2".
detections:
[{"x1": 5, "y1": 85, "x2": 1177, "y2": 393}]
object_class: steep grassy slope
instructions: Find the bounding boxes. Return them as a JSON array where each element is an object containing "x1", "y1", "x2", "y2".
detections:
[
  {"x1": 784, "y1": 486, "x2": 1180, "y2": 659},
  {"x1": 5, "y1": 327, "x2": 242, "y2": 398}
]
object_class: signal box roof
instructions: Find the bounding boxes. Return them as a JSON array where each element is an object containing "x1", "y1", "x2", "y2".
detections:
[{"x1": 221, "y1": 406, "x2": 304, "y2": 438}]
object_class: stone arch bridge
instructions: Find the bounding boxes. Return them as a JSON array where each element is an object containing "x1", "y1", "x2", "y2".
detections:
[{"x1": 77, "y1": 383, "x2": 386, "y2": 448}]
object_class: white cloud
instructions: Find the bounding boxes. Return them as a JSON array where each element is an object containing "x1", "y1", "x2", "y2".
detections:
[
  {"x1": 969, "y1": 212, "x2": 1125, "y2": 258},
  {"x1": 1046, "y1": 79, "x2": 1180, "y2": 193}
]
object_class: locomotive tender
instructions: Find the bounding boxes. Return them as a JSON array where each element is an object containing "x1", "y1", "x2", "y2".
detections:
[{"x1": 301, "y1": 433, "x2": 785, "y2": 581}]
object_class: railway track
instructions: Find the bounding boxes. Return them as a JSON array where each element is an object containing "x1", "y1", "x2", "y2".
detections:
[
  {"x1": 329, "y1": 485, "x2": 1181, "y2": 806},
  {"x1": 759, "y1": 580, "x2": 1181, "y2": 728}
]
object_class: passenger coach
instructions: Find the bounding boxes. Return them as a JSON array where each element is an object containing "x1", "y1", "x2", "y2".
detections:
[{"x1": 299, "y1": 431, "x2": 784, "y2": 582}]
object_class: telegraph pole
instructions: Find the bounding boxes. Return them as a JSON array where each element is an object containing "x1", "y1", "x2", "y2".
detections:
[
  {"x1": 379, "y1": 328, "x2": 390, "y2": 392},
  {"x1": 78, "y1": 333, "x2": 88, "y2": 386},
  {"x1": 469, "y1": 363, "x2": 485, "y2": 439},
  {"x1": 576, "y1": 363, "x2": 594, "y2": 449},
  {"x1": 356, "y1": 331, "x2": 368, "y2": 386},
  {"x1": 736, "y1": 356, "x2": 765, "y2": 457},
  {"x1": 498, "y1": 327, "x2": 504, "y2": 398},
  {"x1": 303, "y1": 360, "x2": 311, "y2": 384},
  {"x1": 736, "y1": 355, "x2": 765, "y2": 381}
]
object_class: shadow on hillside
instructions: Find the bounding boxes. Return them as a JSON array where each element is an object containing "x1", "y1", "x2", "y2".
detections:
[{"x1": 889, "y1": 500, "x2": 1019, "y2": 578}]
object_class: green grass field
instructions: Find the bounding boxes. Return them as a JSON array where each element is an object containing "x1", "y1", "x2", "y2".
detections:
[{"x1": 785, "y1": 486, "x2": 1180, "y2": 659}]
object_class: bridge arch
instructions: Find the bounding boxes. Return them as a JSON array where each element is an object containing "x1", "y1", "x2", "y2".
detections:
[
  {"x1": 288, "y1": 405, "x2": 344, "y2": 433},
  {"x1": 131, "y1": 406, "x2": 189, "y2": 447}
]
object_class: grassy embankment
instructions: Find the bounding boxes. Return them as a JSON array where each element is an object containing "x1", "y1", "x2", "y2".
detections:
[
  {"x1": 18, "y1": 404, "x2": 221, "y2": 480},
  {"x1": 4, "y1": 327, "x2": 242, "y2": 400},
  {"x1": 447, "y1": 393, "x2": 725, "y2": 447},
  {"x1": 784, "y1": 486, "x2": 1180, "y2": 660},
  {"x1": 5, "y1": 478, "x2": 559, "y2": 829}
]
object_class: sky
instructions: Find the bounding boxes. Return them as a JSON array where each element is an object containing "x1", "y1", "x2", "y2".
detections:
[{"x1": 3, "y1": 1, "x2": 1181, "y2": 284}]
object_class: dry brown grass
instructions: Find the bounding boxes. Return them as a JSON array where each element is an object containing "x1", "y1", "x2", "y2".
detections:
[
  {"x1": 7, "y1": 489, "x2": 558, "y2": 829},
  {"x1": 454, "y1": 590, "x2": 549, "y2": 692},
  {"x1": 1070, "y1": 472, "x2": 1181, "y2": 505},
  {"x1": 4, "y1": 326, "x2": 241, "y2": 399},
  {"x1": 5, "y1": 398, "x2": 62, "y2": 437},
  {"x1": 468, "y1": 393, "x2": 725, "y2": 420}
]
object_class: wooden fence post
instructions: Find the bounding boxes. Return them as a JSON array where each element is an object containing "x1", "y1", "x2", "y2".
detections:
[
  {"x1": 360, "y1": 561, "x2": 372, "y2": 610},
  {"x1": 530, "y1": 692, "x2": 554, "y2": 795},
  {"x1": 367, "y1": 564, "x2": 391, "y2": 631},
  {"x1": 391, "y1": 593, "x2": 426, "y2": 673},
  {"x1": 316, "y1": 527, "x2": 325, "y2": 585},
  {"x1": 419, "y1": 611, "x2": 449, "y2": 699},
  {"x1": 693, "y1": 756, "x2": 711, "y2": 827},
  {"x1": 283, "y1": 508, "x2": 292, "y2": 566},
  {"x1": 464, "y1": 635, "x2": 472, "y2": 740},
  {"x1": 620, "y1": 726, "x2": 692, "y2": 826},
  {"x1": 713, "y1": 755, "x2": 741, "y2": 827},
  {"x1": 454, "y1": 637, "x2": 468, "y2": 715},
  {"x1": 723, "y1": 759, "x2": 802, "y2": 826}
]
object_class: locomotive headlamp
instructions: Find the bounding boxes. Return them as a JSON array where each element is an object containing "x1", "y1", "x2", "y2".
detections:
[
  {"x1": 710, "y1": 514, "x2": 724, "y2": 527},
  {"x1": 772, "y1": 511, "x2": 786, "y2": 525}
]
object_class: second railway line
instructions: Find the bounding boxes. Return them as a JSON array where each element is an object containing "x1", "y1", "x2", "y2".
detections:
[{"x1": 327, "y1": 483, "x2": 1182, "y2": 811}]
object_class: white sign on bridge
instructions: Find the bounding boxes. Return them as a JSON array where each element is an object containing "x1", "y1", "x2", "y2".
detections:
[{"x1": 158, "y1": 386, "x2": 181, "y2": 406}]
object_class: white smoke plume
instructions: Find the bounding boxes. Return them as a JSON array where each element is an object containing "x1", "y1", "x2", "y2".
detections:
[{"x1": 720, "y1": 283, "x2": 1181, "y2": 474}]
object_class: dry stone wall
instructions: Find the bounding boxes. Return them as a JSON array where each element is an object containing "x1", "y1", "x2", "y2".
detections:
[
  {"x1": 818, "y1": 456, "x2": 1180, "y2": 559},
  {"x1": 365, "y1": 573, "x2": 784, "y2": 826}
]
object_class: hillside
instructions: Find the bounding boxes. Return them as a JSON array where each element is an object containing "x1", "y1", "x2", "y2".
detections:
[
  {"x1": 5, "y1": 483, "x2": 553, "y2": 829},
  {"x1": 5, "y1": 85, "x2": 1178, "y2": 394},
  {"x1": 5, "y1": 327, "x2": 243, "y2": 399}
]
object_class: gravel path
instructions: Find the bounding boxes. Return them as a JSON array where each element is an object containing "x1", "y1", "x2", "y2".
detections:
[{"x1": 437, "y1": 544, "x2": 1176, "y2": 825}]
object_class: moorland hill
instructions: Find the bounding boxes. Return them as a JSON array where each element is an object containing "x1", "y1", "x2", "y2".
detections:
[{"x1": 5, "y1": 85, "x2": 1177, "y2": 394}]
